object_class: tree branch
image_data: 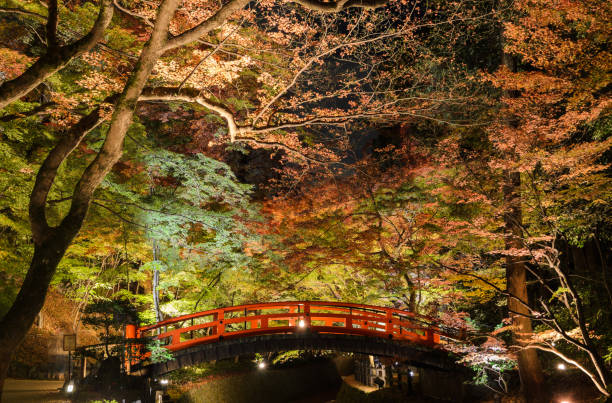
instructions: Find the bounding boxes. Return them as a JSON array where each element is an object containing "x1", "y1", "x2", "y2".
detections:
[
  {"x1": 64, "y1": 0, "x2": 181, "y2": 233},
  {"x1": 139, "y1": 87, "x2": 336, "y2": 164},
  {"x1": 0, "y1": 102, "x2": 56, "y2": 121},
  {"x1": 252, "y1": 29, "x2": 407, "y2": 126},
  {"x1": 113, "y1": 0, "x2": 153, "y2": 26},
  {"x1": 46, "y1": 0, "x2": 59, "y2": 48},
  {"x1": 164, "y1": 0, "x2": 389, "y2": 52},
  {"x1": 177, "y1": 21, "x2": 242, "y2": 91},
  {"x1": 139, "y1": 87, "x2": 240, "y2": 139},
  {"x1": 29, "y1": 97, "x2": 114, "y2": 244},
  {"x1": 292, "y1": 0, "x2": 387, "y2": 12},
  {"x1": 0, "y1": 7, "x2": 46, "y2": 19},
  {"x1": 91, "y1": 201, "x2": 146, "y2": 228},
  {"x1": 163, "y1": 0, "x2": 250, "y2": 51},
  {"x1": 522, "y1": 345, "x2": 610, "y2": 397},
  {"x1": 0, "y1": 0, "x2": 114, "y2": 110}
]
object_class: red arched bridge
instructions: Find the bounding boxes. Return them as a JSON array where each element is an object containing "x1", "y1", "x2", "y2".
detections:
[{"x1": 126, "y1": 301, "x2": 465, "y2": 375}]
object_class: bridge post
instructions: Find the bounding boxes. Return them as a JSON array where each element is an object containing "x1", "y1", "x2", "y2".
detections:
[
  {"x1": 216, "y1": 310, "x2": 225, "y2": 336},
  {"x1": 425, "y1": 328, "x2": 439, "y2": 347},
  {"x1": 304, "y1": 302, "x2": 311, "y2": 327},
  {"x1": 433, "y1": 326, "x2": 440, "y2": 344},
  {"x1": 385, "y1": 310, "x2": 393, "y2": 338},
  {"x1": 125, "y1": 324, "x2": 137, "y2": 373},
  {"x1": 346, "y1": 308, "x2": 352, "y2": 330}
]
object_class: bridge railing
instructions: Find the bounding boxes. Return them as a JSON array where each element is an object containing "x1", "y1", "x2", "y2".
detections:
[{"x1": 128, "y1": 301, "x2": 459, "y2": 362}]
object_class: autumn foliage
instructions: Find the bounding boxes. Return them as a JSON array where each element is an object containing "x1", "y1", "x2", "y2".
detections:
[{"x1": 0, "y1": 0, "x2": 610, "y2": 399}]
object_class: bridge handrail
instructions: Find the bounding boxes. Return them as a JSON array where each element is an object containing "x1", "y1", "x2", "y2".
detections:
[{"x1": 138, "y1": 301, "x2": 432, "y2": 331}]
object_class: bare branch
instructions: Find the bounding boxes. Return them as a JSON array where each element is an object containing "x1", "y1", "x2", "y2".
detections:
[
  {"x1": 523, "y1": 345, "x2": 610, "y2": 397},
  {"x1": 113, "y1": 0, "x2": 153, "y2": 26},
  {"x1": 292, "y1": 0, "x2": 387, "y2": 12},
  {"x1": 0, "y1": 7, "x2": 46, "y2": 19},
  {"x1": 177, "y1": 21, "x2": 242, "y2": 91}
]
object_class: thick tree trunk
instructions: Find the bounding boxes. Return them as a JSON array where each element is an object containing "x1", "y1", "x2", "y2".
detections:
[
  {"x1": 498, "y1": 11, "x2": 547, "y2": 396},
  {"x1": 503, "y1": 170, "x2": 547, "y2": 402},
  {"x1": 403, "y1": 273, "x2": 418, "y2": 313},
  {"x1": 0, "y1": 357, "x2": 8, "y2": 399},
  {"x1": 0, "y1": 232, "x2": 77, "y2": 395}
]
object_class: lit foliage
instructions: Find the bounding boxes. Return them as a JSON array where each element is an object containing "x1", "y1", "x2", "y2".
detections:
[
  {"x1": 0, "y1": 0, "x2": 610, "y2": 396},
  {"x1": 0, "y1": 0, "x2": 499, "y2": 317}
]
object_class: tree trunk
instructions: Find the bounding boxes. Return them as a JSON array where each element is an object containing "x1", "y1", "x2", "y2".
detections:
[
  {"x1": 503, "y1": 170, "x2": 547, "y2": 402},
  {"x1": 151, "y1": 236, "x2": 163, "y2": 323},
  {"x1": 153, "y1": 268, "x2": 163, "y2": 323},
  {"x1": 0, "y1": 356, "x2": 8, "y2": 399},
  {"x1": 403, "y1": 273, "x2": 417, "y2": 312},
  {"x1": 498, "y1": 10, "x2": 547, "y2": 396},
  {"x1": 0, "y1": 232, "x2": 77, "y2": 394}
]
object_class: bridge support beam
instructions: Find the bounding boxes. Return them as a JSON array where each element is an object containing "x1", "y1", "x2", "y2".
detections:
[{"x1": 136, "y1": 333, "x2": 462, "y2": 377}]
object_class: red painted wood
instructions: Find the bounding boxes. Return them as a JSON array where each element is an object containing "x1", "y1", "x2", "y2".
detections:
[{"x1": 132, "y1": 301, "x2": 451, "y2": 362}]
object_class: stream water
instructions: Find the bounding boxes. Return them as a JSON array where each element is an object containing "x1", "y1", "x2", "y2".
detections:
[{"x1": 288, "y1": 384, "x2": 341, "y2": 403}]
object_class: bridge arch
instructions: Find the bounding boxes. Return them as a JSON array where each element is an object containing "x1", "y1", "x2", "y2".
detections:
[{"x1": 140, "y1": 333, "x2": 459, "y2": 376}]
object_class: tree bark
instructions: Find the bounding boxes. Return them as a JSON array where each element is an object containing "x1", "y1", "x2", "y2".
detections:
[
  {"x1": 403, "y1": 273, "x2": 417, "y2": 312},
  {"x1": 0, "y1": 234, "x2": 77, "y2": 393},
  {"x1": 0, "y1": 357, "x2": 8, "y2": 399},
  {"x1": 503, "y1": 170, "x2": 547, "y2": 402}
]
